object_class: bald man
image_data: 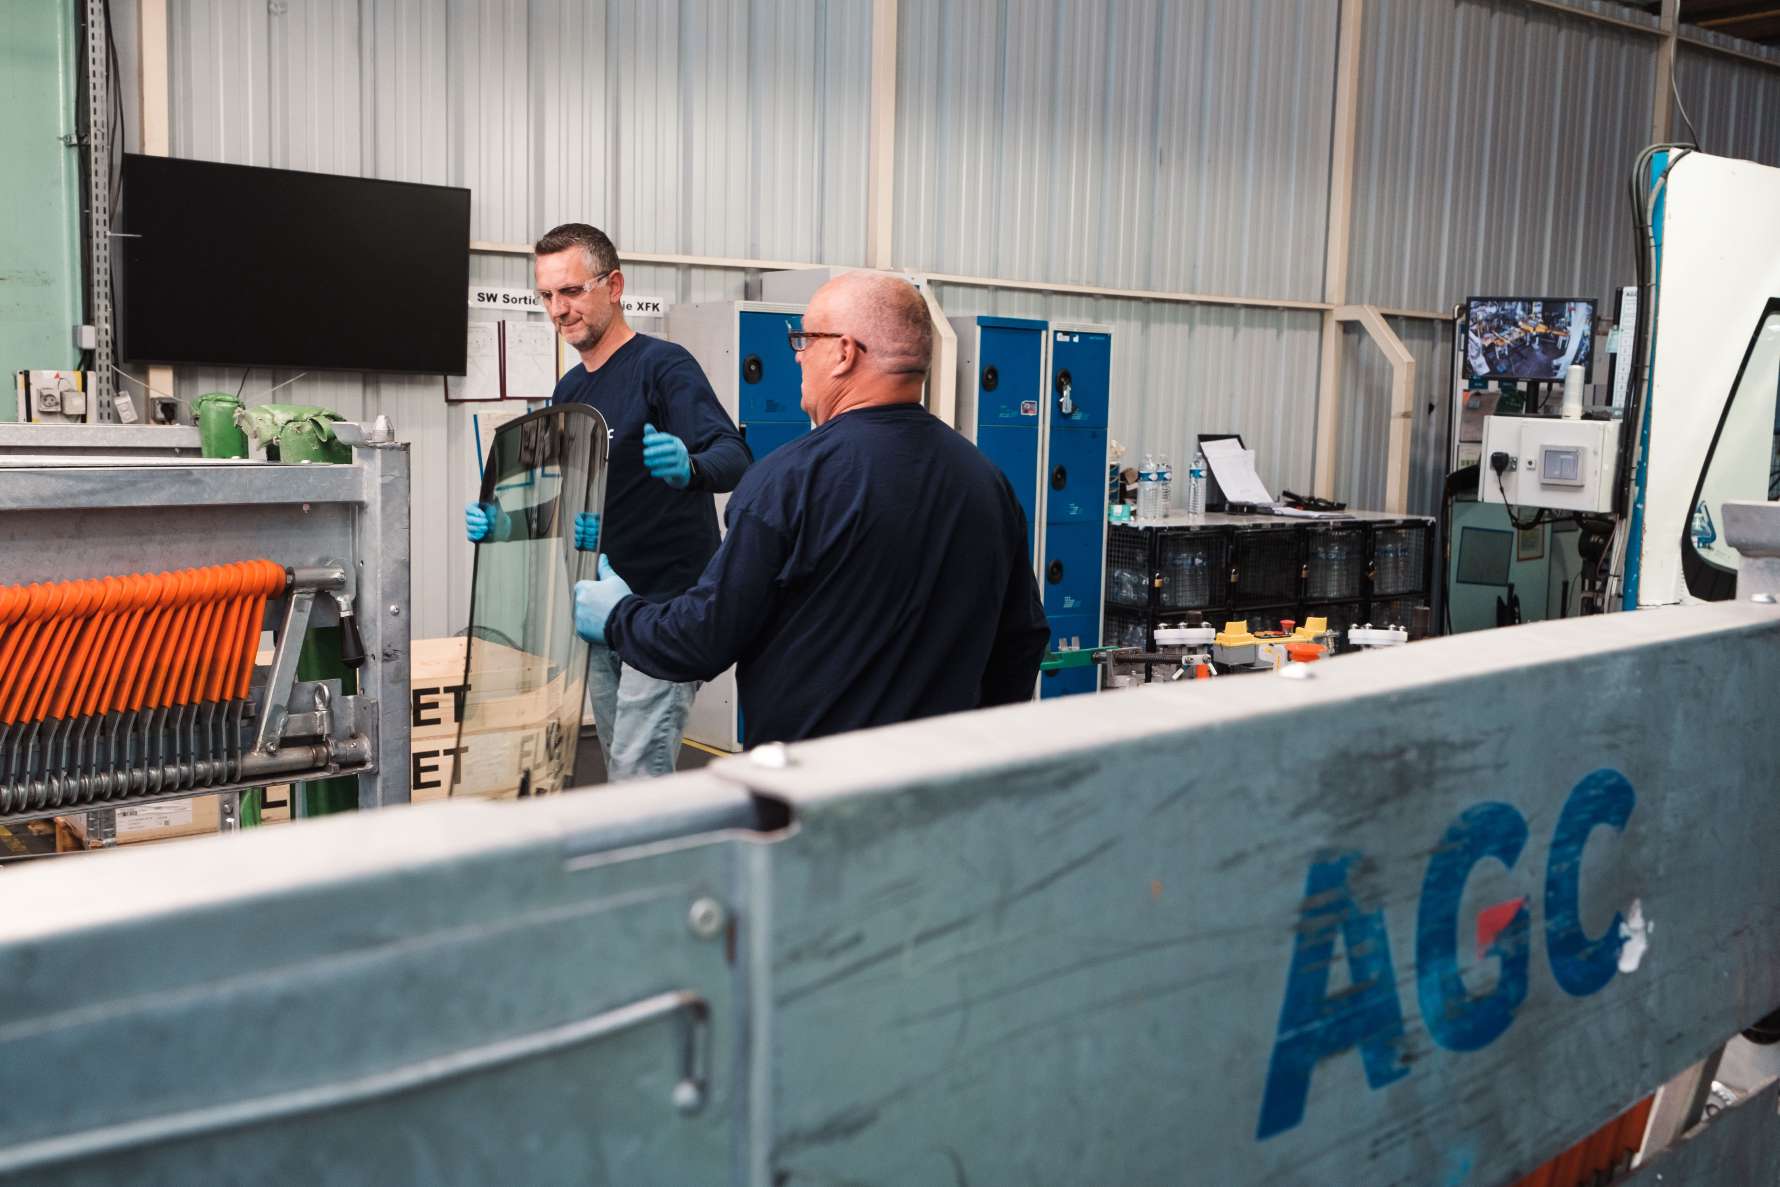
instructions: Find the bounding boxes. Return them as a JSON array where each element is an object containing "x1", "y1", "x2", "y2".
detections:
[{"x1": 571, "y1": 271, "x2": 1050, "y2": 747}]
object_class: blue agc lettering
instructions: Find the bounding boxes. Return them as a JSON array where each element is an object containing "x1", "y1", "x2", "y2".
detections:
[
  {"x1": 1255, "y1": 851, "x2": 1411, "y2": 1140},
  {"x1": 1544, "y1": 768, "x2": 1635, "y2": 997},
  {"x1": 1416, "y1": 802, "x2": 1530, "y2": 1052}
]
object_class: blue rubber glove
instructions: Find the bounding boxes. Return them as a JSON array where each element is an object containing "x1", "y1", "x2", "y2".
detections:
[
  {"x1": 464, "y1": 500, "x2": 510, "y2": 543},
  {"x1": 573, "y1": 555, "x2": 633, "y2": 644},
  {"x1": 642, "y1": 422, "x2": 692, "y2": 489},
  {"x1": 574, "y1": 511, "x2": 601, "y2": 552}
]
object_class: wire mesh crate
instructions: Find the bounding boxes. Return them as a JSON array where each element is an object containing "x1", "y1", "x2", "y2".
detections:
[
  {"x1": 1370, "y1": 522, "x2": 1430, "y2": 598},
  {"x1": 1156, "y1": 528, "x2": 1227, "y2": 612},
  {"x1": 1103, "y1": 606, "x2": 1152, "y2": 651},
  {"x1": 1105, "y1": 525, "x2": 1152, "y2": 611},
  {"x1": 1369, "y1": 596, "x2": 1428, "y2": 635},
  {"x1": 1231, "y1": 526, "x2": 1302, "y2": 607},
  {"x1": 1305, "y1": 525, "x2": 1366, "y2": 601}
]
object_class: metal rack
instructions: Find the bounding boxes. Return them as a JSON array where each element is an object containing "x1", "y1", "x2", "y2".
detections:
[
  {"x1": 1105, "y1": 512, "x2": 1436, "y2": 654},
  {"x1": 0, "y1": 423, "x2": 411, "y2": 842}
]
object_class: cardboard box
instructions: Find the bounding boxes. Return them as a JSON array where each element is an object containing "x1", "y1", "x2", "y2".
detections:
[
  {"x1": 410, "y1": 636, "x2": 577, "y2": 800},
  {"x1": 61, "y1": 794, "x2": 223, "y2": 847}
]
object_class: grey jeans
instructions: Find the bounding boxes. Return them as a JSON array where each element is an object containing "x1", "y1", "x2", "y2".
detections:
[{"x1": 584, "y1": 643, "x2": 699, "y2": 781}]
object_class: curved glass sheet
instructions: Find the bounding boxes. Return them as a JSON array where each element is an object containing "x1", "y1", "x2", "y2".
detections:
[
  {"x1": 453, "y1": 404, "x2": 608, "y2": 798},
  {"x1": 1683, "y1": 301, "x2": 1780, "y2": 601}
]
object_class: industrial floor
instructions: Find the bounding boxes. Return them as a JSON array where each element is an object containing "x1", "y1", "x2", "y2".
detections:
[{"x1": 569, "y1": 724, "x2": 716, "y2": 787}]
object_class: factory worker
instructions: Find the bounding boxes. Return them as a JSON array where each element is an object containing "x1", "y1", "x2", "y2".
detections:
[
  {"x1": 467, "y1": 223, "x2": 750, "y2": 779},
  {"x1": 569, "y1": 270, "x2": 1050, "y2": 747}
]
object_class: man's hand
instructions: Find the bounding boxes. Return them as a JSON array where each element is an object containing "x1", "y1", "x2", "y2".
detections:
[
  {"x1": 574, "y1": 511, "x2": 601, "y2": 552},
  {"x1": 642, "y1": 422, "x2": 692, "y2": 489},
  {"x1": 573, "y1": 556, "x2": 633, "y2": 644},
  {"x1": 464, "y1": 500, "x2": 510, "y2": 543}
]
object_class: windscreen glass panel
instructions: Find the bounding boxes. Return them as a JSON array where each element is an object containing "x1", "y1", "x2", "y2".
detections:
[
  {"x1": 453, "y1": 405, "x2": 608, "y2": 799},
  {"x1": 1684, "y1": 304, "x2": 1780, "y2": 599}
]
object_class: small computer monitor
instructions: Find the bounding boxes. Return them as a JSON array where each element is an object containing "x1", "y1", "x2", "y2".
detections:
[
  {"x1": 1457, "y1": 527, "x2": 1514, "y2": 586},
  {"x1": 1463, "y1": 297, "x2": 1597, "y2": 383}
]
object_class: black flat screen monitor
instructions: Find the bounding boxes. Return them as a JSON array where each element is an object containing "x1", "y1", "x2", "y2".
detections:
[
  {"x1": 1462, "y1": 297, "x2": 1596, "y2": 383},
  {"x1": 1457, "y1": 526, "x2": 1514, "y2": 586},
  {"x1": 116, "y1": 154, "x2": 471, "y2": 374}
]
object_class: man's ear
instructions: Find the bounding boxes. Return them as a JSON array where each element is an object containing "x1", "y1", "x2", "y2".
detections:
[
  {"x1": 833, "y1": 335, "x2": 863, "y2": 376},
  {"x1": 607, "y1": 268, "x2": 626, "y2": 305}
]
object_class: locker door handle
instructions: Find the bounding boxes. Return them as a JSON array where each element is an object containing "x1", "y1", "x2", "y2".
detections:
[
  {"x1": 981, "y1": 365, "x2": 999, "y2": 391},
  {"x1": 742, "y1": 355, "x2": 764, "y2": 384},
  {"x1": 1055, "y1": 369, "x2": 1075, "y2": 417},
  {"x1": 1051, "y1": 465, "x2": 1067, "y2": 490},
  {"x1": 1047, "y1": 560, "x2": 1064, "y2": 584}
]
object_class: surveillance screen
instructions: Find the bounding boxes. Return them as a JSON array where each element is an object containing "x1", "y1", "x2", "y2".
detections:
[{"x1": 1464, "y1": 298, "x2": 1596, "y2": 382}]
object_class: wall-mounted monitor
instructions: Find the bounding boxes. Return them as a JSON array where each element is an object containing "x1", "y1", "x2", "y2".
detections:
[
  {"x1": 1462, "y1": 297, "x2": 1596, "y2": 383},
  {"x1": 116, "y1": 154, "x2": 471, "y2": 374}
]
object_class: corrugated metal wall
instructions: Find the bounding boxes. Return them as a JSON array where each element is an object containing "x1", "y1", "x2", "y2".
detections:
[
  {"x1": 1349, "y1": 0, "x2": 1655, "y2": 315},
  {"x1": 112, "y1": 0, "x2": 1780, "y2": 635},
  {"x1": 895, "y1": 0, "x2": 1337, "y2": 298},
  {"x1": 138, "y1": 0, "x2": 870, "y2": 639},
  {"x1": 898, "y1": 0, "x2": 1339, "y2": 491},
  {"x1": 1676, "y1": 41, "x2": 1780, "y2": 169}
]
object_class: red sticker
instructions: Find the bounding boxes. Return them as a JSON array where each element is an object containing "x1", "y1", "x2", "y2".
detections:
[
  {"x1": 1475, "y1": 897, "x2": 1527, "y2": 956},
  {"x1": 1020, "y1": 399, "x2": 1039, "y2": 417}
]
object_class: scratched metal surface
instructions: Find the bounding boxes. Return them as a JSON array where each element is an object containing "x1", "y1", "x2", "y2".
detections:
[
  {"x1": 732, "y1": 601, "x2": 1780, "y2": 1185},
  {"x1": 0, "y1": 777, "x2": 757, "y2": 1186},
  {"x1": 1625, "y1": 1080, "x2": 1780, "y2": 1185},
  {"x1": 0, "y1": 603, "x2": 1777, "y2": 1183}
]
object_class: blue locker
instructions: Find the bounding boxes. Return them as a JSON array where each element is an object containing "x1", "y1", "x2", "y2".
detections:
[
  {"x1": 1044, "y1": 427, "x2": 1108, "y2": 523},
  {"x1": 978, "y1": 426, "x2": 1041, "y2": 557},
  {"x1": 737, "y1": 310, "x2": 805, "y2": 422},
  {"x1": 977, "y1": 322, "x2": 1047, "y2": 428},
  {"x1": 955, "y1": 316, "x2": 1110, "y2": 703},
  {"x1": 956, "y1": 316, "x2": 1047, "y2": 561},
  {"x1": 1049, "y1": 328, "x2": 1112, "y2": 429},
  {"x1": 1042, "y1": 521, "x2": 1103, "y2": 620},
  {"x1": 1040, "y1": 325, "x2": 1112, "y2": 699}
]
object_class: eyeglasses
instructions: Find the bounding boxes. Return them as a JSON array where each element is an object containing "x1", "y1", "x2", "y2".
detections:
[
  {"x1": 787, "y1": 329, "x2": 866, "y2": 354},
  {"x1": 536, "y1": 271, "x2": 613, "y2": 304}
]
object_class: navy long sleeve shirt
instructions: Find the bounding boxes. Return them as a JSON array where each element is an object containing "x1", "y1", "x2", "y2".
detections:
[
  {"x1": 552, "y1": 333, "x2": 750, "y2": 600},
  {"x1": 605, "y1": 402, "x2": 1051, "y2": 746}
]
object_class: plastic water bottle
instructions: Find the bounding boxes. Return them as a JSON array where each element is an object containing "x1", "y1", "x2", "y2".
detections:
[
  {"x1": 1138, "y1": 453, "x2": 1158, "y2": 520},
  {"x1": 1157, "y1": 454, "x2": 1173, "y2": 519},
  {"x1": 1187, "y1": 450, "x2": 1207, "y2": 515}
]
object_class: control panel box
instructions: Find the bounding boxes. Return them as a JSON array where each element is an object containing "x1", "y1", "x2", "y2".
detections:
[{"x1": 1478, "y1": 415, "x2": 1619, "y2": 514}]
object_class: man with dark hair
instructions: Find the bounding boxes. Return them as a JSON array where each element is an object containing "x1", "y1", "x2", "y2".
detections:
[
  {"x1": 570, "y1": 271, "x2": 1049, "y2": 747},
  {"x1": 466, "y1": 222, "x2": 750, "y2": 779}
]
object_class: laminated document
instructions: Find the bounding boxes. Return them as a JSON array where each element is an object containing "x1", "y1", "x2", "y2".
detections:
[
  {"x1": 1200, "y1": 438, "x2": 1349, "y2": 518},
  {"x1": 1201, "y1": 438, "x2": 1276, "y2": 505}
]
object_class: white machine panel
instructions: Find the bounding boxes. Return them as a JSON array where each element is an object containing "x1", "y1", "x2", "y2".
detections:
[{"x1": 1478, "y1": 416, "x2": 1620, "y2": 514}]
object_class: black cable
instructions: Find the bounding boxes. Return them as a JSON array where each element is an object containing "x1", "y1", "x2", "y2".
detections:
[
  {"x1": 1671, "y1": 60, "x2": 1701, "y2": 151},
  {"x1": 1493, "y1": 469, "x2": 1589, "y2": 534},
  {"x1": 104, "y1": 0, "x2": 123, "y2": 216},
  {"x1": 235, "y1": 368, "x2": 252, "y2": 399}
]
